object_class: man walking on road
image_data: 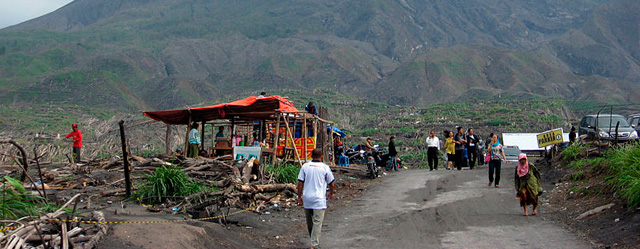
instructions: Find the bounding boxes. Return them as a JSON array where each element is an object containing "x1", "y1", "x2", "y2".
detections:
[
  {"x1": 426, "y1": 131, "x2": 440, "y2": 171},
  {"x1": 66, "y1": 124, "x2": 83, "y2": 163},
  {"x1": 297, "y1": 148, "x2": 335, "y2": 249},
  {"x1": 467, "y1": 128, "x2": 478, "y2": 169}
]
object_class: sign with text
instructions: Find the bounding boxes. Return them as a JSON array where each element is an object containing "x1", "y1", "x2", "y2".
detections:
[{"x1": 537, "y1": 128, "x2": 564, "y2": 148}]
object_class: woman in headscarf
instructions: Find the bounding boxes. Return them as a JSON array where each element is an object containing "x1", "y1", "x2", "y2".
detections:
[
  {"x1": 488, "y1": 134, "x2": 506, "y2": 187},
  {"x1": 514, "y1": 153, "x2": 543, "y2": 216}
]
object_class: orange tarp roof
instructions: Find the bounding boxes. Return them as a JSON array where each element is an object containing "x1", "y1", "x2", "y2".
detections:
[{"x1": 143, "y1": 96, "x2": 298, "y2": 125}]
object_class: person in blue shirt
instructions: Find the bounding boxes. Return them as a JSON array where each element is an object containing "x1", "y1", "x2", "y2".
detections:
[
  {"x1": 305, "y1": 102, "x2": 317, "y2": 115},
  {"x1": 188, "y1": 122, "x2": 201, "y2": 158},
  {"x1": 216, "y1": 126, "x2": 225, "y2": 138}
]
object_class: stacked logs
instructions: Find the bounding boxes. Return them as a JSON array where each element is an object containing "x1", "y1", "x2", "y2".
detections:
[{"x1": 0, "y1": 194, "x2": 108, "y2": 249}]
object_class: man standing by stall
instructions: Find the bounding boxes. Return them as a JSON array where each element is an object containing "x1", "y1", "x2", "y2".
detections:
[
  {"x1": 188, "y1": 122, "x2": 201, "y2": 158},
  {"x1": 66, "y1": 123, "x2": 83, "y2": 163}
]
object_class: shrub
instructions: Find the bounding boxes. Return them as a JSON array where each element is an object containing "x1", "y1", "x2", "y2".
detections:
[
  {"x1": 134, "y1": 166, "x2": 204, "y2": 204},
  {"x1": 561, "y1": 143, "x2": 587, "y2": 161},
  {"x1": 1, "y1": 176, "x2": 57, "y2": 220},
  {"x1": 265, "y1": 163, "x2": 300, "y2": 184}
]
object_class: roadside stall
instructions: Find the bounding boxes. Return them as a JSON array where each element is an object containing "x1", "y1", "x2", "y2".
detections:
[{"x1": 142, "y1": 96, "x2": 336, "y2": 167}]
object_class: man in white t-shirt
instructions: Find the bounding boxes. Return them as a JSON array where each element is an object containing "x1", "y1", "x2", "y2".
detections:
[{"x1": 297, "y1": 148, "x2": 335, "y2": 249}]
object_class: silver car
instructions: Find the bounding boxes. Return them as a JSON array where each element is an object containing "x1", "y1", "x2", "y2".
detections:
[{"x1": 503, "y1": 145, "x2": 522, "y2": 163}]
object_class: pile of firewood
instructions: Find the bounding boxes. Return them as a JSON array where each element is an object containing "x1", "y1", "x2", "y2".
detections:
[
  {"x1": 0, "y1": 194, "x2": 108, "y2": 249},
  {"x1": 168, "y1": 157, "x2": 297, "y2": 218}
]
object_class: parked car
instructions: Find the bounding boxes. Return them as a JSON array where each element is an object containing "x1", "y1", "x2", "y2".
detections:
[
  {"x1": 503, "y1": 145, "x2": 522, "y2": 163},
  {"x1": 579, "y1": 114, "x2": 639, "y2": 141},
  {"x1": 627, "y1": 113, "x2": 640, "y2": 135}
]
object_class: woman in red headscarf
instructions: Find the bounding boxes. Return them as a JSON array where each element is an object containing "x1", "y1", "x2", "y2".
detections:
[{"x1": 514, "y1": 153, "x2": 542, "y2": 216}]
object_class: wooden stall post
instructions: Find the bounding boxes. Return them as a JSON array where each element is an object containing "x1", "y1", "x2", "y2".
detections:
[
  {"x1": 184, "y1": 115, "x2": 192, "y2": 156},
  {"x1": 329, "y1": 124, "x2": 335, "y2": 166},
  {"x1": 165, "y1": 124, "x2": 171, "y2": 155},
  {"x1": 271, "y1": 113, "x2": 281, "y2": 165},
  {"x1": 200, "y1": 122, "x2": 206, "y2": 151},
  {"x1": 303, "y1": 115, "x2": 308, "y2": 162},
  {"x1": 283, "y1": 115, "x2": 304, "y2": 167},
  {"x1": 118, "y1": 120, "x2": 132, "y2": 197}
]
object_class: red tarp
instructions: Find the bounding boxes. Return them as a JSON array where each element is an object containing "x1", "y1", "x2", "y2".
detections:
[{"x1": 143, "y1": 96, "x2": 298, "y2": 125}]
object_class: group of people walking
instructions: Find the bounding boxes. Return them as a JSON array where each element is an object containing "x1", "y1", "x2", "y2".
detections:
[
  {"x1": 426, "y1": 128, "x2": 508, "y2": 187},
  {"x1": 426, "y1": 126, "x2": 481, "y2": 171},
  {"x1": 425, "y1": 127, "x2": 543, "y2": 215}
]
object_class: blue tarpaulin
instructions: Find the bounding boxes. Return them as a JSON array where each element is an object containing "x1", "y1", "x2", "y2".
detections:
[{"x1": 327, "y1": 126, "x2": 346, "y2": 138}]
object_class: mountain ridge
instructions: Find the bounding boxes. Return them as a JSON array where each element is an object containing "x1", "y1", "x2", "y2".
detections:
[{"x1": 0, "y1": 0, "x2": 637, "y2": 112}]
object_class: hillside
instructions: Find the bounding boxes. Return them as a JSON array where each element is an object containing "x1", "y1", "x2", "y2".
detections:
[{"x1": 2, "y1": 0, "x2": 637, "y2": 114}]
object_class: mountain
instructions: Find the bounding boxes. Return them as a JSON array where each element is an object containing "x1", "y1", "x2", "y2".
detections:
[{"x1": 0, "y1": 0, "x2": 636, "y2": 112}]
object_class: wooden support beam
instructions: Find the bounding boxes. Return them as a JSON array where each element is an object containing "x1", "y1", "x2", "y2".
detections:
[
  {"x1": 125, "y1": 119, "x2": 158, "y2": 129},
  {"x1": 118, "y1": 120, "x2": 132, "y2": 197}
]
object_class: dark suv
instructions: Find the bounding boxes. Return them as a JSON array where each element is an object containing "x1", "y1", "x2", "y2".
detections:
[
  {"x1": 579, "y1": 114, "x2": 639, "y2": 141},
  {"x1": 628, "y1": 114, "x2": 640, "y2": 135}
]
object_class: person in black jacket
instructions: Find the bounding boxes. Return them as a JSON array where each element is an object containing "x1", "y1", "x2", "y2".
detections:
[{"x1": 386, "y1": 136, "x2": 398, "y2": 171}]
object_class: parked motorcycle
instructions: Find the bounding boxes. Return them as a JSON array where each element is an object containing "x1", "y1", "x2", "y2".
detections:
[{"x1": 365, "y1": 153, "x2": 380, "y2": 179}]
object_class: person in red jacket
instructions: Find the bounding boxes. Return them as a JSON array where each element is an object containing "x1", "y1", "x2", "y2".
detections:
[{"x1": 66, "y1": 124, "x2": 83, "y2": 163}]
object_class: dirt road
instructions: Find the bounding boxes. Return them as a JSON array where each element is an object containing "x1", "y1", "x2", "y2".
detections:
[{"x1": 309, "y1": 165, "x2": 594, "y2": 248}]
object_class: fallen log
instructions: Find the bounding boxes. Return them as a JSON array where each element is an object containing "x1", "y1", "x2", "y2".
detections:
[
  {"x1": 576, "y1": 203, "x2": 614, "y2": 220},
  {"x1": 77, "y1": 211, "x2": 108, "y2": 249}
]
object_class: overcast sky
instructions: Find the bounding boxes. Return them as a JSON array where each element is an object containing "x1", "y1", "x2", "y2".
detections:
[{"x1": 0, "y1": 0, "x2": 74, "y2": 29}]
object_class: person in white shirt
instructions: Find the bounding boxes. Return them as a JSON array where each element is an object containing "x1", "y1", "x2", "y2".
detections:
[
  {"x1": 297, "y1": 148, "x2": 335, "y2": 248},
  {"x1": 426, "y1": 130, "x2": 440, "y2": 171}
]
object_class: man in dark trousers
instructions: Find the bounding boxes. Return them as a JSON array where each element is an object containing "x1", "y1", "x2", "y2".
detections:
[
  {"x1": 453, "y1": 126, "x2": 467, "y2": 170},
  {"x1": 66, "y1": 124, "x2": 83, "y2": 163},
  {"x1": 297, "y1": 148, "x2": 335, "y2": 249},
  {"x1": 467, "y1": 128, "x2": 478, "y2": 169},
  {"x1": 387, "y1": 136, "x2": 398, "y2": 171}
]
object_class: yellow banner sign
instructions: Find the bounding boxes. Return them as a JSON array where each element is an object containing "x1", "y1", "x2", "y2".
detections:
[{"x1": 537, "y1": 128, "x2": 564, "y2": 148}]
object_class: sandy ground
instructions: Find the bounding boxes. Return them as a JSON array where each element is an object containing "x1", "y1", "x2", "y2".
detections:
[{"x1": 294, "y1": 165, "x2": 595, "y2": 248}]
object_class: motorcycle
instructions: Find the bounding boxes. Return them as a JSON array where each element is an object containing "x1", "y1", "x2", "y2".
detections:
[{"x1": 365, "y1": 153, "x2": 380, "y2": 179}]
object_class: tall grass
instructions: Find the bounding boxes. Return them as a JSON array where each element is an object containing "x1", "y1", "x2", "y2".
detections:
[
  {"x1": 265, "y1": 163, "x2": 300, "y2": 184},
  {"x1": 134, "y1": 166, "x2": 204, "y2": 204},
  {"x1": 561, "y1": 143, "x2": 588, "y2": 161},
  {"x1": 604, "y1": 144, "x2": 640, "y2": 208}
]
